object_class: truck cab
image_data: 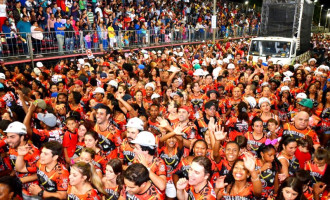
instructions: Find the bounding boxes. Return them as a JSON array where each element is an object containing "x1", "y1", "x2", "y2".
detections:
[{"x1": 248, "y1": 37, "x2": 297, "y2": 65}]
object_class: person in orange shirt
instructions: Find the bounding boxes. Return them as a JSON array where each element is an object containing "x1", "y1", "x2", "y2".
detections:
[
  {"x1": 281, "y1": 111, "x2": 320, "y2": 149},
  {"x1": 6, "y1": 121, "x2": 40, "y2": 199},
  {"x1": 131, "y1": 131, "x2": 167, "y2": 192},
  {"x1": 121, "y1": 163, "x2": 165, "y2": 200},
  {"x1": 304, "y1": 148, "x2": 328, "y2": 187},
  {"x1": 119, "y1": 117, "x2": 144, "y2": 166},
  {"x1": 28, "y1": 141, "x2": 69, "y2": 199},
  {"x1": 176, "y1": 156, "x2": 217, "y2": 200}
]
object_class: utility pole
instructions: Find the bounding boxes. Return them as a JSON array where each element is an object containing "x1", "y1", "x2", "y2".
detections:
[
  {"x1": 212, "y1": 0, "x2": 216, "y2": 43},
  {"x1": 318, "y1": 4, "x2": 323, "y2": 27}
]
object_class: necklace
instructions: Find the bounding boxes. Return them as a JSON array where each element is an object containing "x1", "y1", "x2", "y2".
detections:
[{"x1": 233, "y1": 183, "x2": 249, "y2": 195}]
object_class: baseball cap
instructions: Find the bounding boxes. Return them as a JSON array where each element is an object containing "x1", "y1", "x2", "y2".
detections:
[
  {"x1": 145, "y1": 83, "x2": 155, "y2": 91},
  {"x1": 4, "y1": 121, "x2": 27, "y2": 134},
  {"x1": 130, "y1": 131, "x2": 156, "y2": 148},
  {"x1": 170, "y1": 91, "x2": 183, "y2": 98},
  {"x1": 125, "y1": 117, "x2": 144, "y2": 130},
  {"x1": 283, "y1": 76, "x2": 291, "y2": 82},
  {"x1": 283, "y1": 71, "x2": 293, "y2": 77},
  {"x1": 0, "y1": 73, "x2": 5, "y2": 80},
  {"x1": 178, "y1": 106, "x2": 190, "y2": 113},
  {"x1": 151, "y1": 93, "x2": 161, "y2": 100},
  {"x1": 296, "y1": 93, "x2": 307, "y2": 99},
  {"x1": 100, "y1": 72, "x2": 107, "y2": 79},
  {"x1": 280, "y1": 86, "x2": 290, "y2": 92},
  {"x1": 299, "y1": 98, "x2": 313, "y2": 109},
  {"x1": 74, "y1": 80, "x2": 84, "y2": 86},
  {"x1": 36, "y1": 62, "x2": 44, "y2": 68},
  {"x1": 193, "y1": 69, "x2": 204, "y2": 76},
  {"x1": 258, "y1": 97, "x2": 271, "y2": 108},
  {"x1": 227, "y1": 63, "x2": 235, "y2": 69},
  {"x1": 244, "y1": 96, "x2": 257, "y2": 109},
  {"x1": 93, "y1": 87, "x2": 105, "y2": 94},
  {"x1": 204, "y1": 101, "x2": 217, "y2": 110},
  {"x1": 37, "y1": 113, "x2": 57, "y2": 127},
  {"x1": 123, "y1": 94, "x2": 132, "y2": 101},
  {"x1": 34, "y1": 99, "x2": 47, "y2": 110},
  {"x1": 108, "y1": 80, "x2": 118, "y2": 89},
  {"x1": 206, "y1": 90, "x2": 219, "y2": 98}
]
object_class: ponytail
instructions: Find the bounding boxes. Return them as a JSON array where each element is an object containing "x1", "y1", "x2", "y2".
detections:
[{"x1": 72, "y1": 162, "x2": 108, "y2": 197}]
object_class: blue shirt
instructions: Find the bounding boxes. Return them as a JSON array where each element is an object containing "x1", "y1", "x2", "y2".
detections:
[
  {"x1": 54, "y1": 22, "x2": 65, "y2": 35},
  {"x1": 16, "y1": 20, "x2": 31, "y2": 38},
  {"x1": 2, "y1": 25, "x2": 12, "y2": 38}
]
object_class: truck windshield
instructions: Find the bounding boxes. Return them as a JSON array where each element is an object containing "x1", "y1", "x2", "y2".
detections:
[{"x1": 249, "y1": 40, "x2": 291, "y2": 58}]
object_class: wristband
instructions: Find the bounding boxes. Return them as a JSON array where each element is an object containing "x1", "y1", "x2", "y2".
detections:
[
  {"x1": 38, "y1": 190, "x2": 44, "y2": 197},
  {"x1": 71, "y1": 159, "x2": 75, "y2": 165}
]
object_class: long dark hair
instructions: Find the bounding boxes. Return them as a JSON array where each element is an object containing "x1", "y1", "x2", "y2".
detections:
[
  {"x1": 278, "y1": 135, "x2": 297, "y2": 153},
  {"x1": 237, "y1": 101, "x2": 249, "y2": 122},
  {"x1": 224, "y1": 159, "x2": 249, "y2": 194},
  {"x1": 276, "y1": 177, "x2": 306, "y2": 200},
  {"x1": 107, "y1": 159, "x2": 124, "y2": 192},
  {"x1": 257, "y1": 143, "x2": 282, "y2": 171},
  {"x1": 189, "y1": 139, "x2": 208, "y2": 156}
]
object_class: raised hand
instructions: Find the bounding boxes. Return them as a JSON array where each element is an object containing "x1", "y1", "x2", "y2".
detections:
[
  {"x1": 17, "y1": 144, "x2": 31, "y2": 156},
  {"x1": 215, "y1": 176, "x2": 228, "y2": 189},
  {"x1": 214, "y1": 125, "x2": 227, "y2": 141},
  {"x1": 156, "y1": 117, "x2": 169, "y2": 128},
  {"x1": 173, "y1": 124, "x2": 186, "y2": 136},
  {"x1": 243, "y1": 153, "x2": 256, "y2": 172},
  {"x1": 176, "y1": 178, "x2": 189, "y2": 190}
]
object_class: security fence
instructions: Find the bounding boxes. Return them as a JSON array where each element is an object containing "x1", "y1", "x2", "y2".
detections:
[{"x1": 0, "y1": 26, "x2": 259, "y2": 61}]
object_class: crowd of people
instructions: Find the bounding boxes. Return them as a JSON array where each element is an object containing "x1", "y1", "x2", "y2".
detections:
[
  {"x1": 0, "y1": 31, "x2": 329, "y2": 200},
  {"x1": 0, "y1": 0, "x2": 259, "y2": 57}
]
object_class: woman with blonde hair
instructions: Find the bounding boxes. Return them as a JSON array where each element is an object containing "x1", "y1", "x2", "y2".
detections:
[{"x1": 68, "y1": 162, "x2": 107, "y2": 199}]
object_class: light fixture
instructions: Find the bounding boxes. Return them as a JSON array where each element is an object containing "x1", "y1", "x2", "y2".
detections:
[{"x1": 245, "y1": 1, "x2": 249, "y2": 5}]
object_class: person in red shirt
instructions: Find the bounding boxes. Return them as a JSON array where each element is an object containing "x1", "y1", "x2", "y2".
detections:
[
  {"x1": 304, "y1": 148, "x2": 328, "y2": 187},
  {"x1": 121, "y1": 163, "x2": 164, "y2": 200},
  {"x1": 176, "y1": 156, "x2": 217, "y2": 200},
  {"x1": 5, "y1": 121, "x2": 40, "y2": 199},
  {"x1": 62, "y1": 117, "x2": 78, "y2": 165}
]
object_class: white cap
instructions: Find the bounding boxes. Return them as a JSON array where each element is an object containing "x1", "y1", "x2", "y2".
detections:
[
  {"x1": 227, "y1": 55, "x2": 233, "y2": 60},
  {"x1": 145, "y1": 83, "x2": 155, "y2": 91},
  {"x1": 212, "y1": 67, "x2": 222, "y2": 79},
  {"x1": 130, "y1": 131, "x2": 156, "y2": 148},
  {"x1": 151, "y1": 50, "x2": 156, "y2": 54},
  {"x1": 283, "y1": 76, "x2": 291, "y2": 82},
  {"x1": 314, "y1": 71, "x2": 322, "y2": 76},
  {"x1": 202, "y1": 70, "x2": 209, "y2": 76},
  {"x1": 168, "y1": 65, "x2": 179, "y2": 72},
  {"x1": 78, "y1": 59, "x2": 85, "y2": 64},
  {"x1": 144, "y1": 54, "x2": 149, "y2": 59},
  {"x1": 33, "y1": 68, "x2": 41, "y2": 76},
  {"x1": 305, "y1": 67, "x2": 311, "y2": 72},
  {"x1": 283, "y1": 71, "x2": 293, "y2": 77},
  {"x1": 157, "y1": 50, "x2": 162, "y2": 54},
  {"x1": 223, "y1": 58, "x2": 229, "y2": 63},
  {"x1": 108, "y1": 80, "x2": 118, "y2": 89},
  {"x1": 244, "y1": 96, "x2": 257, "y2": 108},
  {"x1": 93, "y1": 87, "x2": 105, "y2": 94},
  {"x1": 151, "y1": 93, "x2": 161, "y2": 100},
  {"x1": 125, "y1": 117, "x2": 144, "y2": 130},
  {"x1": 202, "y1": 61, "x2": 207, "y2": 66},
  {"x1": 173, "y1": 52, "x2": 178, "y2": 55},
  {"x1": 210, "y1": 59, "x2": 217, "y2": 66},
  {"x1": 0, "y1": 73, "x2": 5, "y2": 80},
  {"x1": 178, "y1": 52, "x2": 184, "y2": 57},
  {"x1": 258, "y1": 97, "x2": 271, "y2": 107},
  {"x1": 36, "y1": 62, "x2": 44, "y2": 68},
  {"x1": 319, "y1": 65, "x2": 329, "y2": 71},
  {"x1": 308, "y1": 58, "x2": 317, "y2": 64},
  {"x1": 217, "y1": 60, "x2": 223, "y2": 65},
  {"x1": 261, "y1": 82, "x2": 269, "y2": 87},
  {"x1": 281, "y1": 86, "x2": 290, "y2": 92},
  {"x1": 141, "y1": 49, "x2": 148, "y2": 54},
  {"x1": 192, "y1": 59, "x2": 199, "y2": 65},
  {"x1": 296, "y1": 93, "x2": 307, "y2": 99},
  {"x1": 277, "y1": 61, "x2": 283, "y2": 66},
  {"x1": 227, "y1": 63, "x2": 235, "y2": 69},
  {"x1": 193, "y1": 69, "x2": 204, "y2": 76},
  {"x1": 4, "y1": 121, "x2": 27, "y2": 134},
  {"x1": 294, "y1": 64, "x2": 302, "y2": 70}
]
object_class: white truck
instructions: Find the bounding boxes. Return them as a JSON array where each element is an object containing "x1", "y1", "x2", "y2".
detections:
[{"x1": 248, "y1": 37, "x2": 299, "y2": 65}]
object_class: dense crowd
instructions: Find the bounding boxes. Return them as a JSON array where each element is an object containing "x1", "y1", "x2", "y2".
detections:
[
  {"x1": 0, "y1": 24, "x2": 329, "y2": 200},
  {"x1": 0, "y1": 0, "x2": 259, "y2": 57}
]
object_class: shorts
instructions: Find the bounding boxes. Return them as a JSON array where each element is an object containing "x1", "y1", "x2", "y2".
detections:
[{"x1": 165, "y1": 182, "x2": 176, "y2": 198}]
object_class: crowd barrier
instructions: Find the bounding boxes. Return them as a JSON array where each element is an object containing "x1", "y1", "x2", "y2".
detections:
[{"x1": 1, "y1": 26, "x2": 259, "y2": 65}]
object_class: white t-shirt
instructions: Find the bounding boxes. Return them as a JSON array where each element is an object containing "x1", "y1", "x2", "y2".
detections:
[
  {"x1": 0, "y1": 4, "x2": 7, "y2": 17},
  {"x1": 31, "y1": 25, "x2": 44, "y2": 40}
]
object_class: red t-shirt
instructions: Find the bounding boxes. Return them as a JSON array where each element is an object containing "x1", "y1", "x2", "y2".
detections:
[{"x1": 62, "y1": 129, "x2": 78, "y2": 158}]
